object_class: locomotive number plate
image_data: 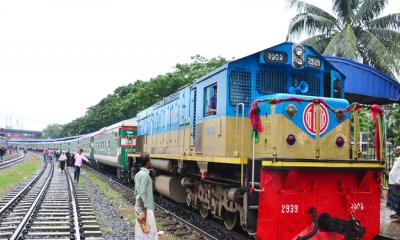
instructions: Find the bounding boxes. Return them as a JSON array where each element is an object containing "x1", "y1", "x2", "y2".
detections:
[
  {"x1": 281, "y1": 204, "x2": 299, "y2": 214},
  {"x1": 350, "y1": 202, "x2": 365, "y2": 211}
]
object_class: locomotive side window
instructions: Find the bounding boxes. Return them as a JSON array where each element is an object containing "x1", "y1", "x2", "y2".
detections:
[
  {"x1": 323, "y1": 72, "x2": 331, "y2": 97},
  {"x1": 205, "y1": 84, "x2": 217, "y2": 116},
  {"x1": 229, "y1": 68, "x2": 251, "y2": 106},
  {"x1": 333, "y1": 78, "x2": 342, "y2": 98}
]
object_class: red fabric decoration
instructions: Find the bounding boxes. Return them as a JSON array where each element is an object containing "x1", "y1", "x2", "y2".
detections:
[
  {"x1": 343, "y1": 103, "x2": 365, "y2": 113},
  {"x1": 249, "y1": 99, "x2": 263, "y2": 133},
  {"x1": 370, "y1": 104, "x2": 384, "y2": 160}
]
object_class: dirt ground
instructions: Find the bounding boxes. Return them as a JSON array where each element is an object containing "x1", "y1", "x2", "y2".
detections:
[{"x1": 381, "y1": 192, "x2": 400, "y2": 239}]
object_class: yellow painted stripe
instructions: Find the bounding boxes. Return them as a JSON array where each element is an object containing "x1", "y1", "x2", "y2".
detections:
[
  {"x1": 262, "y1": 161, "x2": 384, "y2": 168},
  {"x1": 128, "y1": 153, "x2": 248, "y2": 164}
]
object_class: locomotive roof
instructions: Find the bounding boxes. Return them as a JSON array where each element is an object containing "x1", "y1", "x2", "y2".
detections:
[
  {"x1": 194, "y1": 42, "x2": 345, "y2": 84},
  {"x1": 326, "y1": 56, "x2": 400, "y2": 104}
]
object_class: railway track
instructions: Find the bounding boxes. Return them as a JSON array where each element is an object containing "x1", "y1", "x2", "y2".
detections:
[
  {"x1": 83, "y1": 165, "x2": 250, "y2": 240},
  {"x1": 0, "y1": 161, "x2": 103, "y2": 240},
  {"x1": 0, "y1": 152, "x2": 26, "y2": 170}
]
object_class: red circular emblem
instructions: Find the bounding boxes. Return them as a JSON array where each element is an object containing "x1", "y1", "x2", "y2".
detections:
[{"x1": 302, "y1": 103, "x2": 329, "y2": 135}]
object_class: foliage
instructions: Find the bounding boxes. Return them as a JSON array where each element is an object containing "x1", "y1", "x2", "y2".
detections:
[
  {"x1": 47, "y1": 55, "x2": 228, "y2": 137},
  {"x1": 287, "y1": 0, "x2": 400, "y2": 78},
  {"x1": 356, "y1": 104, "x2": 400, "y2": 146},
  {"x1": 0, "y1": 155, "x2": 41, "y2": 198},
  {"x1": 385, "y1": 103, "x2": 400, "y2": 146},
  {"x1": 42, "y1": 123, "x2": 62, "y2": 138}
]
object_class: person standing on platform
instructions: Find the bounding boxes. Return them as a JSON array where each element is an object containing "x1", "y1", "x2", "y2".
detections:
[
  {"x1": 74, "y1": 149, "x2": 89, "y2": 182},
  {"x1": 59, "y1": 151, "x2": 67, "y2": 174},
  {"x1": 43, "y1": 149, "x2": 47, "y2": 162},
  {"x1": 55, "y1": 149, "x2": 60, "y2": 161},
  {"x1": 388, "y1": 146, "x2": 400, "y2": 221},
  {"x1": 66, "y1": 151, "x2": 72, "y2": 166},
  {"x1": 0, "y1": 147, "x2": 5, "y2": 161},
  {"x1": 134, "y1": 154, "x2": 158, "y2": 240}
]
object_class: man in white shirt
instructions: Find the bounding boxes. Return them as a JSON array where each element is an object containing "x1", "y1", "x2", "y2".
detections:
[{"x1": 388, "y1": 146, "x2": 400, "y2": 220}]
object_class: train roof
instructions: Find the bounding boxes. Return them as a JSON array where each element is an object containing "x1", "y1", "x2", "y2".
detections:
[
  {"x1": 0, "y1": 128, "x2": 42, "y2": 135},
  {"x1": 8, "y1": 135, "x2": 80, "y2": 143},
  {"x1": 326, "y1": 56, "x2": 400, "y2": 104}
]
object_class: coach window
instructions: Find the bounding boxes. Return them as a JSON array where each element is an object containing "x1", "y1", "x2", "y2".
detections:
[{"x1": 205, "y1": 84, "x2": 217, "y2": 116}]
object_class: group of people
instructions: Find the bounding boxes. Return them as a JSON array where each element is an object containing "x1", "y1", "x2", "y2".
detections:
[
  {"x1": 0, "y1": 146, "x2": 7, "y2": 161},
  {"x1": 0, "y1": 146, "x2": 13, "y2": 161},
  {"x1": 388, "y1": 146, "x2": 400, "y2": 222},
  {"x1": 42, "y1": 148, "x2": 89, "y2": 182}
]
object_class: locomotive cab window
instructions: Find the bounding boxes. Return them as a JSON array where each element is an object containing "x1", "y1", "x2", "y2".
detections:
[
  {"x1": 205, "y1": 84, "x2": 217, "y2": 116},
  {"x1": 333, "y1": 78, "x2": 342, "y2": 98}
]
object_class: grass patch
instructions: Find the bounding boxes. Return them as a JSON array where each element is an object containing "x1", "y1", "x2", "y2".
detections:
[
  {"x1": 93, "y1": 209, "x2": 113, "y2": 234},
  {"x1": 81, "y1": 169, "x2": 125, "y2": 206},
  {"x1": 156, "y1": 218, "x2": 181, "y2": 240},
  {"x1": 79, "y1": 176, "x2": 87, "y2": 191},
  {"x1": 0, "y1": 155, "x2": 41, "y2": 198},
  {"x1": 159, "y1": 233, "x2": 179, "y2": 240},
  {"x1": 121, "y1": 207, "x2": 136, "y2": 224}
]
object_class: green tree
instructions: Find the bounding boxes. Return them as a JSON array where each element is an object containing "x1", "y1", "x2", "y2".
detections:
[
  {"x1": 42, "y1": 123, "x2": 62, "y2": 138},
  {"x1": 56, "y1": 55, "x2": 228, "y2": 137},
  {"x1": 385, "y1": 103, "x2": 400, "y2": 145},
  {"x1": 287, "y1": 0, "x2": 400, "y2": 78}
]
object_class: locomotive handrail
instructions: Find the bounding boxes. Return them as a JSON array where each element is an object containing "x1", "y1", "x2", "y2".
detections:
[
  {"x1": 251, "y1": 131, "x2": 264, "y2": 192},
  {"x1": 235, "y1": 103, "x2": 245, "y2": 187},
  {"x1": 315, "y1": 103, "x2": 321, "y2": 159},
  {"x1": 249, "y1": 97, "x2": 386, "y2": 162},
  {"x1": 297, "y1": 208, "x2": 319, "y2": 240},
  {"x1": 353, "y1": 110, "x2": 361, "y2": 160}
]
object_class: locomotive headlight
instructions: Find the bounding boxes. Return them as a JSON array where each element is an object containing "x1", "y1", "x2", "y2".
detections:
[
  {"x1": 286, "y1": 104, "x2": 297, "y2": 118},
  {"x1": 294, "y1": 45, "x2": 304, "y2": 56},
  {"x1": 335, "y1": 136, "x2": 345, "y2": 148},
  {"x1": 286, "y1": 134, "x2": 296, "y2": 146},
  {"x1": 294, "y1": 57, "x2": 304, "y2": 66}
]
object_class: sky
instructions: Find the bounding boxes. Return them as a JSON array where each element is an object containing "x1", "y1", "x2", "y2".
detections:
[{"x1": 0, "y1": 0, "x2": 399, "y2": 131}]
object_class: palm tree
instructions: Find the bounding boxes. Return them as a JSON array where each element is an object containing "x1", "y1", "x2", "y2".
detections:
[{"x1": 287, "y1": 0, "x2": 400, "y2": 78}]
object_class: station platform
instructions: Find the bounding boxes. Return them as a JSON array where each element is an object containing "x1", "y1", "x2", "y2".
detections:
[{"x1": 381, "y1": 193, "x2": 400, "y2": 239}]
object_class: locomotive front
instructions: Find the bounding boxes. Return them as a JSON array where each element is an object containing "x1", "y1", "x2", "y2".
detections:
[
  {"x1": 242, "y1": 43, "x2": 384, "y2": 239},
  {"x1": 132, "y1": 42, "x2": 384, "y2": 240}
]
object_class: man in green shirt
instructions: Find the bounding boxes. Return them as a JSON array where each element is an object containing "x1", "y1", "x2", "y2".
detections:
[{"x1": 134, "y1": 154, "x2": 158, "y2": 240}]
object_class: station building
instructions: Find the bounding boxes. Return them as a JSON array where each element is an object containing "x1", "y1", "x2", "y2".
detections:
[{"x1": 0, "y1": 128, "x2": 42, "y2": 139}]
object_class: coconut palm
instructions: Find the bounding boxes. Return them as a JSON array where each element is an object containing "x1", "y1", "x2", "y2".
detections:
[{"x1": 287, "y1": 0, "x2": 400, "y2": 78}]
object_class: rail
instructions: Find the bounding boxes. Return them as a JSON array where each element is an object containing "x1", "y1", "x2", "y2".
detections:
[
  {"x1": 66, "y1": 166, "x2": 81, "y2": 239},
  {"x1": 0, "y1": 161, "x2": 46, "y2": 216},
  {"x1": 10, "y1": 161, "x2": 54, "y2": 240},
  {"x1": 0, "y1": 152, "x2": 26, "y2": 170}
]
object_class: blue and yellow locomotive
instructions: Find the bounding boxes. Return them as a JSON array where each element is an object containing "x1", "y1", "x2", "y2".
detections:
[{"x1": 132, "y1": 42, "x2": 383, "y2": 239}]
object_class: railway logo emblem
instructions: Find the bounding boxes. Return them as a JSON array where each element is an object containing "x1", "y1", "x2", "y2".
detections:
[{"x1": 303, "y1": 103, "x2": 329, "y2": 135}]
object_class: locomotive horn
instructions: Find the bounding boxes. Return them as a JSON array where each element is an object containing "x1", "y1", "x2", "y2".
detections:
[{"x1": 289, "y1": 81, "x2": 309, "y2": 94}]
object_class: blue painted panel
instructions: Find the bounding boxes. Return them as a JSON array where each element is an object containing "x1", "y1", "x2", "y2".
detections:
[
  {"x1": 256, "y1": 93, "x2": 349, "y2": 139},
  {"x1": 326, "y1": 56, "x2": 400, "y2": 102},
  {"x1": 137, "y1": 42, "x2": 352, "y2": 138},
  {"x1": 194, "y1": 70, "x2": 227, "y2": 124}
]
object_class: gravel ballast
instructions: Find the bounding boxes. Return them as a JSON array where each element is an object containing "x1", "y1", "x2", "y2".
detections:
[{"x1": 73, "y1": 167, "x2": 134, "y2": 240}]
